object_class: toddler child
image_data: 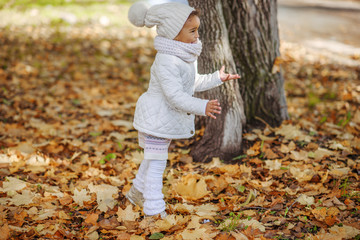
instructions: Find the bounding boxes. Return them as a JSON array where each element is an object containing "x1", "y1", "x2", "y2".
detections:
[{"x1": 126, "y1": 1, "x2": 240, "y2": 218}]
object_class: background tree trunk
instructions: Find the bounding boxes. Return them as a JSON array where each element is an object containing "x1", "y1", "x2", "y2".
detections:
[
  {"x1": 188, "y1": 0, "x2": 288, "y2": 162},
  {"x1": 223, "y1": 0, "x2": 289, "y2": 126},
  {"x1": 188, "y1": 0, "x2": 246, "y2": 162}
]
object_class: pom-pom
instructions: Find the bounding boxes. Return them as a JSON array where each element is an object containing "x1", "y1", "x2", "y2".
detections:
[{"x1": 128, "y1": 1, "x2": 150, "y2": 27}]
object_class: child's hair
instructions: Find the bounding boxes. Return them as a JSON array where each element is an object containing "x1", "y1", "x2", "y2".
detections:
[{"x1": 188, "y1": 9, "x2": 201, "y2": 19}]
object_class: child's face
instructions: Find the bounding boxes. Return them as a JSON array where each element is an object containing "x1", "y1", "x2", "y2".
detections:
[{"x1": 174, "y1": 15, "x2": 200, "y2": 44}]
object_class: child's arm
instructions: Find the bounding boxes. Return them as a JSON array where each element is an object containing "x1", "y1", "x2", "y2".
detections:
[
  {"x1": 219, "y1": 66, "x2": 241, "y2": 82},
  {"x1": 156, "y1": 55, "x2": 209, "y2": 116},
  {"x1": 194, "y1": 66, "x2": 240, "y2": 92}
]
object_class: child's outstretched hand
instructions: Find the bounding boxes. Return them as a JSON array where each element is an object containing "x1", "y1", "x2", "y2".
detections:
[
  {"x1": 219, "y1": 66, "x2": 241, "y2": 82},
  {"x1": 206, "y1": 99, "x2": 221, "y2": 119}
]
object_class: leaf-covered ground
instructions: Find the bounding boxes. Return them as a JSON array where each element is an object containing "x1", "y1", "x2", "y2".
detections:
[{"x1": 1, "y1": 5, "x2": 360, "y2": 240}]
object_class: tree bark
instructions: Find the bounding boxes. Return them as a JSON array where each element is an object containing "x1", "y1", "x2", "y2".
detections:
[
  {"x1": 223, "y1": 0, "x2": 288, "y2": 126},
  {"x1": 188, "y1": 0, "x2": 288, "y2": 162}
]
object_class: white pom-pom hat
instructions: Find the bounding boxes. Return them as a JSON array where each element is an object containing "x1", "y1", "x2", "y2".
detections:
[{"x1": 128, "y1": 1, "x2": 195, "y2": 40}]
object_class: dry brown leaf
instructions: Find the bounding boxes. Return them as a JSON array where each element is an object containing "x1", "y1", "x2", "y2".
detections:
[
  {"x1": 72, "y1": 188, "x2": 91, "y2": 207},
  {"x1": 297, "y1": 194, "x2": 315, "y2": 205},
  {"x1": 117, "y1": 205, "x2": 139, "y2": 222},
  {"x1": 0, "y1": 224, "x2": 10, "y2": 240},
  {"x1": 88, "y1": 183, "x2": 118, "y2": 212},
  {"x1": 289, "y1": 166, "x2": 316, "y2": 182},
  {"x1": 175, "y1": 174, "x2": 210, "y2": 200},
  {"x1": 0, "y1": 177, "x2": 27, "y2": 193},
  {"x1": 85, "y1": 213, "x2": 99, "y2": 225}
]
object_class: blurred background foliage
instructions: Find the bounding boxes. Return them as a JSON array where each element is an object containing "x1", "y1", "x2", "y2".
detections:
[{"x1": 0, "y1": 0, "x2": 133, "y2": 28}]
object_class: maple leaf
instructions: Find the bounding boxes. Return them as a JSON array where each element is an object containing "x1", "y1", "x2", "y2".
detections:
[
  {"x1": 289, "y1": 166, "x2": 316, "y2": 182},
  {"x1": 239, "y1": 219, "x2": 266, "y2": 232},
  {"x1": 297, "y1": 194, "x2": 315, "y2": 205},
  {"x1": 111, "y1": 119, "x2": 133, "y2": 129},
  {"x1": 0, "y1": 177, "x2": 27, "y2": 193},
  {"x1": 155, "y1": 214, "x2": 191, "y2": 232},
  {"x1": 230, "y1": 232, "x2": 249, "y2": 240},
  {"x1": 275, "y1": 124, "x2": 303, "y2": 140},
  {"x1": 194, "y1": 204, "x2": 219, "y2": 218},
  {"x1": 175, "y1": 174, "x2": 210, "y2": 200},
  {"x1": 316, "y1": 225, "x2": 360, "y2": 239},
  {"x1": 329, "y1": 167, "x2": 350, "y2": 178},
  {"x1": 180, "y1": 227, "x2": 208, "y2": 240},
  {"x1": 26, "y1": 154, "x2": 50, "y2": 166},
  {"x1": 72, "y1": 188, "x2": 91, "y2": 207},
  {"x1": 264, "y1": 160, "x2": 282, "y2": 171},
  {"x1": 86, "y1": 231, "x2": 99, "y2": 240},
  {"x1": 172, "y1": 203, "x2": 195, "y2": 214},
  {"x1": 10, "y1": 190, "x2": 36, "y2": 206},
  {"x1": 35, "y1": 209, "x2": 56, "y2": 221},
  {"x1": 117, "y1": 204, "x2": 139, "y2": 222},
  {"x1": 88, "y1": 183, "x2": 118, "y2": 212},
  {"x1": 0, "y1": 224, "x2": 10, "y2": 240}
]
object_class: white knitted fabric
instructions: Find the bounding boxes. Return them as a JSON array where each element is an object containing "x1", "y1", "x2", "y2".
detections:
[
  {"x1": 128, "y1": 2, "x2": 195, "y2": 39},
  {"x1": 154, "y1": 36, "x2": 202, "y2": 63},
  {"x1": 132, "y1": 132, "x2": 170, "y2": 215},
  {"x1": 132, "y1": 158, "x2": 149, "y2": 193},
  {"x1": 143, "y1": 159, "x2": 167, "y2": 215}
]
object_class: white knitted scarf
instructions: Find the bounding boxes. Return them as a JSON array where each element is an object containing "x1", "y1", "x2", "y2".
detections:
[{"x1": 154, "y1": 36, "x2": 202, "y2": 63}]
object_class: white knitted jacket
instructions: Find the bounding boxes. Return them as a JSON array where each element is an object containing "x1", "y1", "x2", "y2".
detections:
[{"x1": 133, "y1": 38, "x2": 223, "y2": 139}]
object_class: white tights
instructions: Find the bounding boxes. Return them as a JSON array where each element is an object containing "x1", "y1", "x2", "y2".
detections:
[{"x1": 133, "y1": 158, "x2": 167, "y2": 215}]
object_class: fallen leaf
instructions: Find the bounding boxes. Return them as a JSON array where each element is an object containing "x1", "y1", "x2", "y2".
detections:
[
  {"x1": 290, "y1": 166, "x2": 316, "y2": 182},
  {"x1": 0, "y1": 224, "x2": 10, "y2": 240},
  {"x1": 0, "y1": 177, "x2": 27, "y2": 193},
  {"x1": 88, "y1": 183, "x2": 118, "y2": 212},
  {"x1": 239, "y1": 219, "x2": 266, "y2": 232},
  {"x1": 175, "y1": 174, "x2": 210, "y2": 200},
  {"x1": 72, "y1": 188, "x2": 91, "y2": 207},
  {"x1": 297, "y1": 194, "x2": 315, "y2": 205},
  {"x1": 329, "y1": 167, "x2": 350, "y2": 178},
  {"x1": 117, "y1": 205, "x2": 139, "y2": 222},
  {"x1": 264, "y1": 160, "x2": 282, "y2": 171},
  {"x1": 10, "y1": 190, "x2": 36, "y2": 206}
]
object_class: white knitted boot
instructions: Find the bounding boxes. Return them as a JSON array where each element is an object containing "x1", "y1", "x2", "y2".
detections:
[
  {"x1": 143, "y1": 159, "x2": 167, "y2": 217},
  {"x1": 127, "y1": 158, "x2": 150, "y2": 207},
  {"x1": 132, "y1": 158, "x2": 149, "y2": 194}
]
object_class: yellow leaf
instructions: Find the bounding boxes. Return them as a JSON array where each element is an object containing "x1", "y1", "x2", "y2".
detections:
[
  {"x1": 0, "y1": 177, "x2": 27, "y2": 193},
  {"x1": 172, "y1": 203, "x2": 195, "y2": 214},
  {"x1": 353, "y1": 109, "x2": 360, "y2": 124},
  {"x1": 10, "y1": 190, "x2": 36, "y2": 206},
  {"x1": 194, "y1": 204, "x2": 219, "y2": 217},
  {"x1": 264, "y1": 160, "x2": 282, "y2": 171},
  {"x1": 313, "y1": 148, "x2": 334, "y2": 160},
  {"x1": 297, "y1": 194, "x2": 315, "y2": 206},
  {"x1": 181, "y1": 227, "x2": 207, "y2": 240},
  {"x1": 316, "y1": 225, "x2": 360, "y2": 239},
  {"x1": 72, "y1": 188, "x2": 91, "y2": 207},
  {"x1": 290, "y1": 166, "x2": 316, "y2": 182},
  {"x1": 329, "y1": 167, "x2": 350, "y2": 178},
  {"x1": 117, "y1": 205, "x2": 139, "y2": 222},
  {"x1": 239, "y1": 219, "x2": 266, "y2": 232},
  {"x1": 155, "y1": 214, "x2": 190, "y2": 232},
  {"x1": 290, "y1": 150, "x2": 308, "y2": 161},
  {"x1": 312, "y1": 207, "x2": 327, "y2": 221},
  {"x1": 88, "y1": 183, "x2": 118, "y2": 212},
  {"x1": 175, "y1": 174, "x2": 209, "y2": 200}
]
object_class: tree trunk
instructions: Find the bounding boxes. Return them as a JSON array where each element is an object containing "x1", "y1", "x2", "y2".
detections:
[
  {"x1": 223, "y1": 0, "x2": 289, "y2": 126},
  {"x1": 188, "y1": 0, "x2": 288, "y2": 162}
]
